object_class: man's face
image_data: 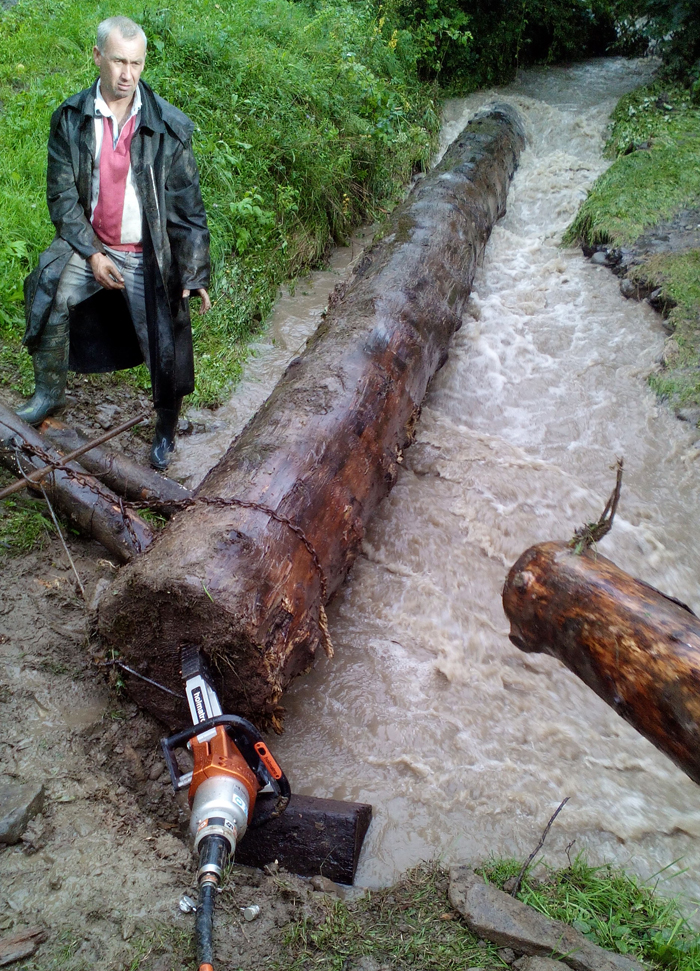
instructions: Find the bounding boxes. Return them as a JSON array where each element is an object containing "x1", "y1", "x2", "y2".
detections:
[{"x1": 93, "y1": 31, "x2": 146, "y2": 104}]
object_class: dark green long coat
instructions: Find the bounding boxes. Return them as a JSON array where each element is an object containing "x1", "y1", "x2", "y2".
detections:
[{"x1": 24, "y1": 80, "x2": 210, "y2": 409}]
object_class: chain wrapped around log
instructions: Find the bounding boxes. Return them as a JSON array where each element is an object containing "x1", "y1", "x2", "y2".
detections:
[
  {"x1": 502, "y1": 541, "x2": 700, "y2": 786},
  {"x1": 97, "y1": 104, "x2": 527, "y2": 731},
  {"x1": 0, "y1": 402, "x2": 153, "y2": 562},
  {"x1": 39, "y1": 417, "x2": 192, "y2": 515}
]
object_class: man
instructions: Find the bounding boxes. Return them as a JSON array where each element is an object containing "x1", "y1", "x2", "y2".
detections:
[{"x1": 19, "y1": 16, "x2": 210, "y2": 470}]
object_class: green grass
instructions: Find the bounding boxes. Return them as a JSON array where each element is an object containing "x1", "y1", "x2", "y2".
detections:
[
  {"x1": 637, "y1": 251, "x2": 700, "y2": 407},
  {"x1": 481, "y1": 855, "x2": 700, "y2": 971},
  {"x1": 0, "y1": 468, "x2": 55, "y2": 556},
  {"x1": 282, "y1": 861, "x2": 506, "y2": 970},
  {"x1": 0, "y1": 0, "x2": 439, "y2": 408},
  {"x1": 279, "y1": 855, "x2": 700, "y2": 970},
  {"x1": 564, "y1": 83, "x2": 700, "y2": 247},
  {"x1": 564, "y1": 81, "x2": 700, "y2": 413}
]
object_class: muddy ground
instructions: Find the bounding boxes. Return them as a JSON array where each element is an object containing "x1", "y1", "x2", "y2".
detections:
[{"x1": 0, "y1": 376, "x2": 342, "y2": 971}]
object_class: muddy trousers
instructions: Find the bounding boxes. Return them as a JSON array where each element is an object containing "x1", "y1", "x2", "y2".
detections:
[{"x1": 17, "y1": 248, "x2": 149, "y2": 426}]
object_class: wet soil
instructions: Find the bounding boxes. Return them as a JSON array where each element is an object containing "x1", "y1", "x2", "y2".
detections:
[{"x1": 0, "y1": 373, "x2": 333, "y2": 969}]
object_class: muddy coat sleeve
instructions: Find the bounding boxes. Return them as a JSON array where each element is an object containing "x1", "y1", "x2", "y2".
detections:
[
  {"x1": 46, "y1": 108, "x2": 104, "y2": 260},
  {"x1": 165, "y1": 136, "x2": 210, "y2": 291}
]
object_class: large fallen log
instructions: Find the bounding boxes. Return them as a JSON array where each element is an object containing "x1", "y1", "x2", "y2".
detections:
[
  {"x1": 39, "y1": 417, "x2": 191, "y2": 514},
  {"x1": 98, "y1": 104, "x2": 526, "y2": 729},
  {"x1": 0, "y1": 402, "x2": 153, "y2": 563},
  {"x1": 502, "y1": 541, "x2": 700, "y2": 786}
]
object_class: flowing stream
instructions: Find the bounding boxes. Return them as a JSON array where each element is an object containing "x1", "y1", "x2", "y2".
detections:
[{"x1": 174, "y1": 58, "x2": 700, "y2": 904}]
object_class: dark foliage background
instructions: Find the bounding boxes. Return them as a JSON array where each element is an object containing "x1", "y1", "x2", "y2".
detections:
[
  {"x1": 378, "y1": 0, "x2": 700, "y2": 93},
  {"x1": 617, "y1": 0, "x2": 700, "y2": 93},
  {"x1": 380, "y1": 0, "x2": 621, "y2": 85}
]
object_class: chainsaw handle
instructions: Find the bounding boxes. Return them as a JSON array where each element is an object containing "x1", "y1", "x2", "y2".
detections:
[{"x1": 160, "y1": 714, "x2": 291, "y2": 826}]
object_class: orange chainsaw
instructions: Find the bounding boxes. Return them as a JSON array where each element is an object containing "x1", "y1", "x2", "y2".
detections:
[{"x1": 161, "y1": 645, "x2": 290, "y2": 971}]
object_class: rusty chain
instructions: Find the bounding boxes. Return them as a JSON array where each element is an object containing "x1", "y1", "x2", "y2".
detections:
[{"x1": 5, "y1": 437, "x2": 334, "y2": 658}]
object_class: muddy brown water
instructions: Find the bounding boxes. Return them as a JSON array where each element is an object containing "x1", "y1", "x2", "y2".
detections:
[{"x1": 174, "y1": 56, "x2": 700, "y2": 907}]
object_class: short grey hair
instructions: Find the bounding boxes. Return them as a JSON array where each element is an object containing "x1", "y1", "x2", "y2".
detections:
[{"x1": 96, "y1": 16, "x2": 147, "y2": 53}]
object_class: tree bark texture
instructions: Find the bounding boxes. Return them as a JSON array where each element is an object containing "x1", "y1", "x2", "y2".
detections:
[
  {"x1": 98, "y1": 104, "x2": 526, "y2": 730},
  {"x1": 0, "y1": 402, "x2": 153, "y2": 563},
  {"x1": 503, "y1": 541, "x2": 700, "y2": 786},
  {"x1": 39, "y1": 417, "x2": 192, "y2": 514}
]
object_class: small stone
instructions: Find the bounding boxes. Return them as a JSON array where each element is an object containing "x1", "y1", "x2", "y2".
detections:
[
  {"x1": 503, "y1": 876, "x2": 519, "y2": 893},
  {"x1": 514, "y1": 959, "x2": 570, "y2": 970},
  {"x1": 498, "y1": 947, "x2": 517, "y2": 964},
  {"x1": 74, "y1": 818, "x2": 94, "y2": 838},
  {"x1": 0, "y1": 926, "x2": 47, "y2": 965},
  {"x1": 0, "y1": 783, "x2": 46, "y2": 845},
  {"x1": 347, "y1": 958, "x2": 391, "y2": 971},
  {"x1": 95, "y1": 403, "x2": 121, "y2": 429},
  {"x1": 675, "y1": 407, "x2": 700, "y2": 426},
  {"x1": 619, "y1": 278, "x2": 638, "y2": 299},
  {"x1": 310, "y1": 875, "x2": 344, "y2": 897},
  {"x1": 121, "y1": 918, "x2": 136, "y2": 941},
  {"x1": 590, "y1": 251, "x2": 608, "y2": 265},
  {"x1": 149, "y1": 762, "x2": 164, "y2": 782},
  {"x1": 49, "y1": 873, "x2": 63, "y2": 891}
]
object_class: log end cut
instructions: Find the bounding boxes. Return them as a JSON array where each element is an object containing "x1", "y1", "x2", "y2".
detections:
[
  {"x1": 503, "y1": 540, "x2": 700, "y2": 785},
  {"x1": 96, "y1": 505, "x2": 327, "y2": 731}
]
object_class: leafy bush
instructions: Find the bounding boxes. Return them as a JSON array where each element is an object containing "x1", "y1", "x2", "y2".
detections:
[
  {"x1": 382, "y1": 0, "x2": 621, "y2": 86},
  {"x1": 614, "y1": 0, "x2": 700, "y2": 92}
]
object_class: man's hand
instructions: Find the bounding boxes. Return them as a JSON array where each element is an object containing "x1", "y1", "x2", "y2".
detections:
[
  {"x1": 89, "y1": 252, "x2": 125, "y2": 290},
  {"x1": 182, "y1": 288, "x2": 211, "y2": 314}
]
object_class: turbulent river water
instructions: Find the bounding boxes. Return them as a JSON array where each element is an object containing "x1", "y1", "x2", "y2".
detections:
[{"x1": 174, "y1": 58, "x2": 700, "y2": 904}]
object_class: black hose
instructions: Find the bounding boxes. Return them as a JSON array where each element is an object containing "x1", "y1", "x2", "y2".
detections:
[{"x1": 195, "y1": 880, "x2": 216, "y2": 969}]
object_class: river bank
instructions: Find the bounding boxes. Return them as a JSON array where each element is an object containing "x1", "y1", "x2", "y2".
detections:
[{"x1": 564, "y1": 79, "x2": 700, "y2": 419}]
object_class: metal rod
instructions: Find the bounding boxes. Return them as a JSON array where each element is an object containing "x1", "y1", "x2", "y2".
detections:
[{"x1": 0, "y1": 411, "x2": 149, "y2": 501}]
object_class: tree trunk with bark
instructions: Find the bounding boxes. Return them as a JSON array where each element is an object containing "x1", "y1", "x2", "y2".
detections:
[
  {"x1": 0, "y1": 402, "x2": 153, "y2": 563},
  {"x1": 503, "y1": 541, "x2": 700, "y2": 786},
  {"x1": 97, "y1": 104, "x2": 526, "y2": 730}
]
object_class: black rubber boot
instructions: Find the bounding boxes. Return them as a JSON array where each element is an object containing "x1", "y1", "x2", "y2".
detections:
[
  {"x1": 150, "y1": 400, "x2": 181, "y2": 471},
  {"x1": 15, "y1": 321, "x2": 69, "y2": 426}
]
